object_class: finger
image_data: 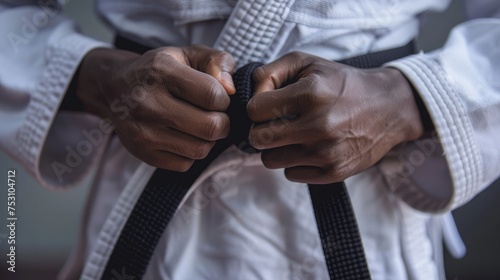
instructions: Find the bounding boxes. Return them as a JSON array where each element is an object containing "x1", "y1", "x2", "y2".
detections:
[
  {"x1": 163, "y1": 97, "x2": 230, "y2": 141},
  {"x1": 135, "y1": 83, "x2": 230, "y2": 141},
  {"x1": 253, "y1": 52, "x2": 311, "y2": 94},
  {"x1": 146, "y1": 150, "x2": 195, "y2": 172},
  {"x1": 249, "y1": 118, "x2": 305, "y2": 149},
  {"x1": 167, "y1": 60, "x2": 230, "y2": 111},
  {"x1": 202, "y1": 52, "x2": 236, "y2": 95},
  {"x1": 247, "y1": 81, "x2": 309, "y2": 123},
  {"x1": 185, "y1": 45, "x2": 236, "y2": 95},
  {"x1": 156, "y1": 128, "x2": 216, "y2": 160},
  {"x1": 284, "y1": 166, "x2": 328, "y2": 184},
  {"x1": 261, "y1": 145, "x2": 320, "y2": 169}
]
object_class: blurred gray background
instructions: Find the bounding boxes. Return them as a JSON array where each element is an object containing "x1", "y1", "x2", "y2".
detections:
[{"x1": 0, "y1": 0, "x2": 499, "y2": 279}]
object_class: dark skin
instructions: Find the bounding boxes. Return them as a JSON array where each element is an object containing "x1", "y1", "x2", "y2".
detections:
[
  {"x1": 248, "y1": 52, "x2": 424, "y2": 183},
  {"x1": 75, "y1": 45, "x2": 236, "y2": 172},
  {"x1": 74, "y1": 46, "x2": 424, "y2": 183}
]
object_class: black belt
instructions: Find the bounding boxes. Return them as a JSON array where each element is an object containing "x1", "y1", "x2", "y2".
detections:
[{"x1": 101, "y1": 36, "x2": 415, "y2": 280}]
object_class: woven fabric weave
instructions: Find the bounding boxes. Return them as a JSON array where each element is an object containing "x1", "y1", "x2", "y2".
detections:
[{"x1": 101, "y1": 37, "x2": 415, "y2": 280}]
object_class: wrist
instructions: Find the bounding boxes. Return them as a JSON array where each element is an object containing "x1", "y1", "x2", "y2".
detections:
[
  {"x1": 382, "y1": 67, "x2": 426, "y2": 143},
  {"x1": 60, "y1": 64, "x2": 85, "y2": 112},
  {"x1": 75, "y1": 47, "x2": 139, "y2": 119}
]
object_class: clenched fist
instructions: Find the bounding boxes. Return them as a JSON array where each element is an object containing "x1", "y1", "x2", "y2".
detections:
[
  {"x1": 74, "y1": 45, "x2": 236, "y2": 171},
  {"x1": 247, "y1": 52, "x2": 425, "y2": 184}
]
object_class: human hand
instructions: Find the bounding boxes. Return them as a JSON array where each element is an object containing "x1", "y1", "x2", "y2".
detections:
[
  {"x1": 247, "y1": 52, "x2": 424, "y2": 184},
  {"x1": 75, "y1": 45, "x2": 235, "y2": 171}
]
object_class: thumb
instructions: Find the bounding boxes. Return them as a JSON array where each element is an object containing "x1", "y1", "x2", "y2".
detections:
[
  {"x1": 185, "y1": 45, "x2": 236, "y2": 95},
  {"x1": 253, "y1": 52, "x2": 309, "y2": 95}
]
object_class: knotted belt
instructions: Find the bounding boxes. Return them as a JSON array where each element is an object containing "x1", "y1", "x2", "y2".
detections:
[{"x1": 102, "y1": 37, "x2": 415, "y2": 280}]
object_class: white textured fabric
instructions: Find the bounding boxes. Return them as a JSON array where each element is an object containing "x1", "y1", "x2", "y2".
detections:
[
  {"x1": 0, "y1": 1, "x2": 499, "y2": 280},
  {"x1": 213, "y1": 0, "x2": 296, "y2": 67},
  {"x1": 383, "y1": 17, "x2": 500, "y2": 212}
]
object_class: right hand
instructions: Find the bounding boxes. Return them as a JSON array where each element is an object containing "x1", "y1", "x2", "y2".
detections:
[{"x1": 75, "y1": 45, "x2": 236, "y2": 171}]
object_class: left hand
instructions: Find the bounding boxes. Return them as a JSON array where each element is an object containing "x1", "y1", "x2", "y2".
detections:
[{"x1": 247, "y1": 52, "x2": 425, "y2": 184}]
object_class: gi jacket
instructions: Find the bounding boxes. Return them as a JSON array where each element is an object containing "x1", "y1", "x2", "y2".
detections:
[{"x1": 1, "y1": 0, "x2": 499, "y2": 279}]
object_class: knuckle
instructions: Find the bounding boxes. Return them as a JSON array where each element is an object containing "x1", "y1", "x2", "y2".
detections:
[
  {"x1": 246, "y1": 99, "x2": 259, "y2": 121},
  {"x1": 152, "y1": 50, "x2": 171, "y2": 67},
  {"x1": 303, "y1": 76, "x2": 323, "y2": 99},
  {"x1": 288, "y1": 51, "x2": 305, "y2": 61},
  {"x1": 216, "y1": 51, "x2": 234, "y2": 65},
  {"x1": 252, "y1": 67, "x2": 268, "y2": 83},
  {"x1": 249, "y1": 127, "x2": 273, "y2": 148},
  {"x1": 247, "y1": 128, "x2": 258, "y2": 147},
  {"x1": 202, "y1": 79, "x2": 228, "y2": 110},
  {"x1": 203, "y1": 113, "x2": 229, "y2": 140},
  {"x1": 192, "y1": 142, "x2": 213, "y2": 159},
  {"x1": 308, "y1": 73, "x2": 322, "y2": 88},
  {"x1": 149, "y1": 56, "x2": 176, "y2": 80},
  {"x1": 169, "y1": 142, "x2": 187, "y2": 157},
  {"x1": 322, "y1": 117, "x2": 336, "y2": 134},
  {"x1": 254, "y1": 66, "x2": 280, "y2": 91},
  {"x1": 294, "y1": 77, "x2": 324, "y2": 107},
  {"x1": 204, "y1": 81, "x2": 219, "y2": 107}
]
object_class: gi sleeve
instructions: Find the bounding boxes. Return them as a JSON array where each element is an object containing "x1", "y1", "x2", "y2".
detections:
[
  {"x1": 379, "y1": 2, "x2": 500, "y2": 213},
  {"x1": 0, "y1": 1, "x2": 112, "y2": 190}
]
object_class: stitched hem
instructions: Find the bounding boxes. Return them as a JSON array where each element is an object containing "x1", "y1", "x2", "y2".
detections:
[
  {"x1": 15, "y1": 33, "x2": 111, "y2": 190},
  {"x1": 384, "y1": 54, "x2": 482, "y2": 213},
  {"x1": 80, "y1": 163, "x2": 155, "y2": 280}
]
